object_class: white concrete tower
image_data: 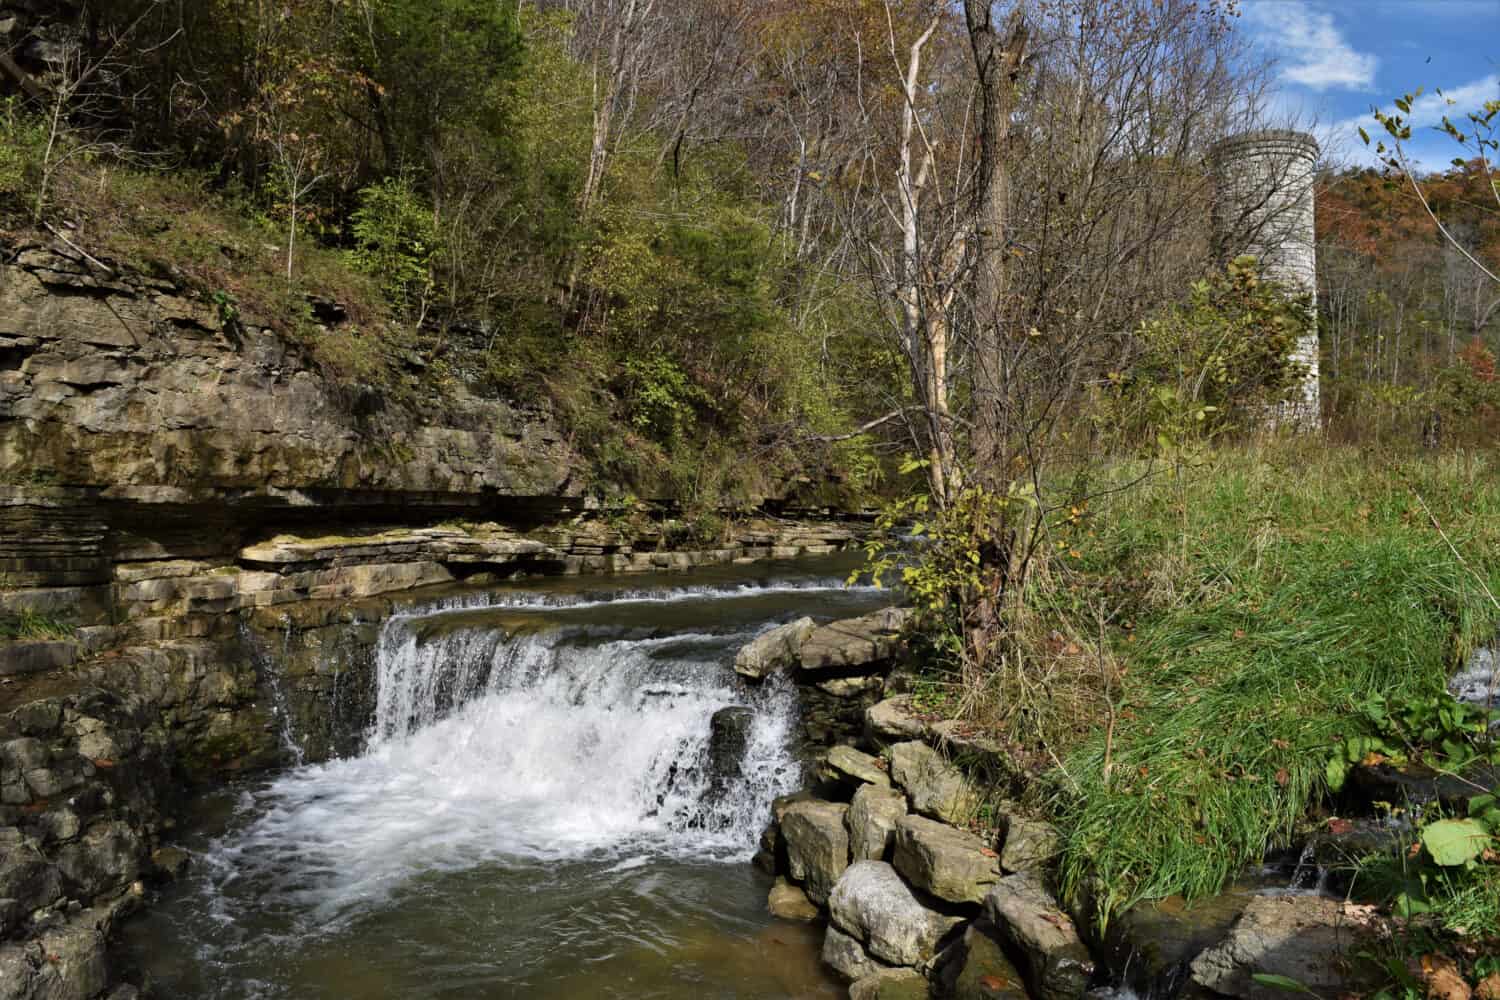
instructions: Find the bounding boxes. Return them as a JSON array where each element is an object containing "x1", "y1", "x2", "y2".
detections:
[{"x1": 1210, "y1": 129, "x2": 1321, "y2": 428}]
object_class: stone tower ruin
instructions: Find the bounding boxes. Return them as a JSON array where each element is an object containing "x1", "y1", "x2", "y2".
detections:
[{"x1": 1210, "y1": 129, "x2": 1321, "y2": 427}]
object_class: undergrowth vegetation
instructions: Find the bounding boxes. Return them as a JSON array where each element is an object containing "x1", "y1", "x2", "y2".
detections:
[{"x1": 1050, "y1": 444, "x2": 1499, "y2": 916}]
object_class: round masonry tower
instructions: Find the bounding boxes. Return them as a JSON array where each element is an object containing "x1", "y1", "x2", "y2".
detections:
[{"x1": 1210, "y1": 129, "x2": 1321, "y2": 427}]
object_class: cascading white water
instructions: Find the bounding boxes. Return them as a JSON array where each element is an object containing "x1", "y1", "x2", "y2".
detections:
[{"x1": 196, "y1": 582, "x2": 847, "y2": 931}]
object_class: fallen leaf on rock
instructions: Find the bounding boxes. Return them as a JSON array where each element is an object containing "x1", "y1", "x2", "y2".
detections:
[
  {"x1": 980, "y1": 847, "x2": 998, "y2": 858},
  {"x1": 92, "y1": 758, "x2": 115, "y2": 769},
  {"x1": 979, "y1": 975, "x2": 1010, "y2": 990}
]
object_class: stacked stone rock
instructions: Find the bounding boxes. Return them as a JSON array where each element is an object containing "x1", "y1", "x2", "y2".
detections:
[
  {"x1": 1210, "y1": 129, "x2": 1321, "y2": 428},
  {"x1": 762, "y1": 702, "x2": 1088, "y2": 1000},
  {"x1": 759, "y1": 651, "x2": 1388, "y2": 1000}
]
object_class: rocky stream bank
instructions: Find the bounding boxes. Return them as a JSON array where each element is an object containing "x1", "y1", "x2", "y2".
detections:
[{"x1": 735, "y1": 614, "x2": 1401, "y2": 1000}]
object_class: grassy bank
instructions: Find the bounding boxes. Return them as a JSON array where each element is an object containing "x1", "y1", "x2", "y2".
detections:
[{"x1": 998, "y1": 443, "x2": 1499, "y2": 916}]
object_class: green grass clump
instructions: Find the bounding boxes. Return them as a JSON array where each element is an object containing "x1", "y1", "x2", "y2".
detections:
[
  {"x1": 0, "y1": 609, "x2": 76, "y2": 641},
  {"x1": 1051, "y1": 444, "x2": 1500, "y2": 917}
]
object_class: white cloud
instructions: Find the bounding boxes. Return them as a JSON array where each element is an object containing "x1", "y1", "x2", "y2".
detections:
[
  {"x1": 1244, "y1": 1, "x2": 1379, "y2": 92},
  {"x1": 1329, "y1": 74, "x2": 1500, "y2": 169}
]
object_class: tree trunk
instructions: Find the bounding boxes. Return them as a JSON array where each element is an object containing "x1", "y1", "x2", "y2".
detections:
[{"x1": 963, "y1": 2, "x2": 1028, "y2": 488}]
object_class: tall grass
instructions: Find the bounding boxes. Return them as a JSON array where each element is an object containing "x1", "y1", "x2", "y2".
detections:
[{"x1": 1047, "y1": 443, "x2": 1500, "y2": 916}]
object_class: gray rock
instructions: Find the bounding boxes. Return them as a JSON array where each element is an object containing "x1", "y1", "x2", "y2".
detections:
[
  {"x1": 768, "y1": 876, "x2": 820, "y2": 922},
  {"x1": 707, "y1": 706, "x2": 754, "y2": 791},
  {"x1": 823, "y1": 924, "x2": 892, "y2": 982},
  {"x1": 0, "y1": 642, "x2": 78, "y2": 677},
  {"x1": 1189, "y1": 895, "x2": 1383, "y2": 999},
  {"x1": 55, "y1": 821, "x2": 142, "y2": 900},
  {"x1": 888, "y1": 742, "x2": 978, "y2": 825},
  {"x1": 866, "y1": 696, "x2": 930, "y2": 745},
  {"x1": 848, "y1": 784, "x2": 908, "y2": 862},
  {"x1": 893, "y1": 815, "x2": 1000, "y2": 905},
  {"x1": 827, "y1": 860, "x2": 962, "y2": 968},
  {"x1": 815, "y1": 675, "x2": 884, "y2": 698},
  {"x1": 734, "y1": 618, "x2": 816, "y2": 680},
  {"x1": 999, "y1": 816, "x2": 1059, "y2": 874},
  {"x1": 1094, "y1": 887, "x2": 1253, "y2": 989},
  {"x1": 984, "y1": 872, "x2": 1094, "y2": 1000},
  {"x1": 781, "y1": 799, "x2": 850, "y2": 905},
  {"x1": 800, "y1": 608, "x2": 911, "y2": 671},
  {"x1": 850, "y1": 967, "x2": 929, "y2": 1000},
  {"x1": 825, "y1": 745, "x2": 891, "y2": 788}
]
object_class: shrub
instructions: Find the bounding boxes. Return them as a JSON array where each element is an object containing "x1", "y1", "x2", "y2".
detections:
[{"x1": 348, "y1": 177, "x2": 439, "y2": 317}]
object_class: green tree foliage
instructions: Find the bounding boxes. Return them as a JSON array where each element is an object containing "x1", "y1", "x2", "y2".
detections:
[
  {"x1": 347, "y1": 177, "x2": 438, "y2": 317},
  {"x1": 1108, "y1": 256, "x2": 1314, "y2": 446}
]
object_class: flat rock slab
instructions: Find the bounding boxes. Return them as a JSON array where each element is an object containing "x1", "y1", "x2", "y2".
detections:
[
  {"x1": 866, "y1": 695, "x2": 930, "y2": 744},
  {"x1": 1189, "y1": 895, "x2": 1384, "y2": 999},
  {"x1": 782, "y1": 799, "x2": 851, "y2": 906},
  {"x1": 828, "y1": 860, "x2": 963, "y2": 968},
  {"x1": 893, "y1": 814, "x2": 1000, "y2": 905},
  {"x1": 735, "y1": 617, "x2": 816, "y2": 680},
  {"x1": 0, "y1": 641, "x2": 78, "y2": 677},
  {"x1": 800, "y1": 608, "x2": 910, "y2": 671},
  {"x1": 984, "y1": 872, "x2": 1094, "y2": 1000},
  {"x1": 825, "y1": 745, "x2": 892, "y2": 788},
  {"x1": 848, "y1": 784, "x2": 908, "y2": 862},
  {"x1": 889, "y1": 741, "x2": 978, "y2": 825},
  {"x1": 816, "y1": 675, "x2": 885, "y2": 698}
]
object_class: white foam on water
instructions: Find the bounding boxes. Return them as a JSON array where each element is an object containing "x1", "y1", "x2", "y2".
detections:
[{"x1": 195, "y1": 592, "x2": 809, "y2": 931}]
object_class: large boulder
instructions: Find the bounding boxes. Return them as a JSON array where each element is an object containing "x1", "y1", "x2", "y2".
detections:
[
  {"x1": 827, "y1": 860, "x2": 963, "y2": 968},
  {"x1": 1189, "y1": 895, "x2": 1383, "y2": 999},
  {"x1": 800, "y1": 608, "x2": 911, "y2": 671},
  {"x1": 781, "y1": 799, "x2": 850, "y2": 905},
  {"x1": 823, "y1": 924, "x2": 892, "y2": 982},
  {"x1": 888, "y1": 741, "x2": 978, "y2": 825},
  {"x1": 866, "y1": 695, "x2": 930, "y2": 745},
  {"x1": 848, "y1": 784, "x2": 908, "y2": 862},
  {"x1": 893, "y1": 815, "x2": 1000, "y2": 905},
  {"x1": 734, "y1": 618, "x2": 816, "y2": 680},
  {"x1": 824, "y1": 745, "x2": 892, "y2": 788},
  {"x1": 983, "y1": 872, "x2": 1094, "y2": 1000}
]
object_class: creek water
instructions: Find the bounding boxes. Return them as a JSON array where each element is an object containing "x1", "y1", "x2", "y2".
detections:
[{"x1": 118, "y1": 555, "x2": 892, "y2": 999}]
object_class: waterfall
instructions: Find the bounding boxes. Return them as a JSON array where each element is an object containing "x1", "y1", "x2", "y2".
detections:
[{"x1": 194, "y1": 578, "x2": 881, "y2": 929}]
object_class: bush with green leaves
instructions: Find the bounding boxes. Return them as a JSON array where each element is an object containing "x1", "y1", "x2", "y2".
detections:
[
  {"x1": 1111, "y1": 256, "x2": 1314, "y2": 445},
  {"x1": 0, "y1": 98, "x2": 48, "y2": 218},
  {"x1": 347, "y1": 177, "x2": 439, "y2": 316}
]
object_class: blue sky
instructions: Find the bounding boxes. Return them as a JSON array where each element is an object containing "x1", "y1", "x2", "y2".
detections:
[{"x1": 1238, "y1": 0, "x2": 1499, "y2": 170}]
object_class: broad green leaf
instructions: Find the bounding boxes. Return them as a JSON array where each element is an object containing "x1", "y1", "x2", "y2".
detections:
[
  {"x1": 1325, "y1": 755, "x2": 1348, "y2": 793},
  {"x1": 1421, "y1": 818, "x2": 1492, "y2": 866}
]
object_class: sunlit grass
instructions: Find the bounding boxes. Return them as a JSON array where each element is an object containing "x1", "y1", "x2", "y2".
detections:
[{"x1": 1046, "y1": 443, "x2": 1500, "y2": 916}]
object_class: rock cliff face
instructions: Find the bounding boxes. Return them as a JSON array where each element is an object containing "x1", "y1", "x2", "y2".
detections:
[
  {"x1": 0, "y1": 243, "x2": 577, "y2": 500},
  {"x1": 0, "y1": 241, "x2": 867, "y2": 999}
]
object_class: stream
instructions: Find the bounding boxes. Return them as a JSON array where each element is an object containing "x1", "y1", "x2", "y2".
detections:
[{"x1": 117, "y1": 556, "x2": 892, "y2": 999}]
